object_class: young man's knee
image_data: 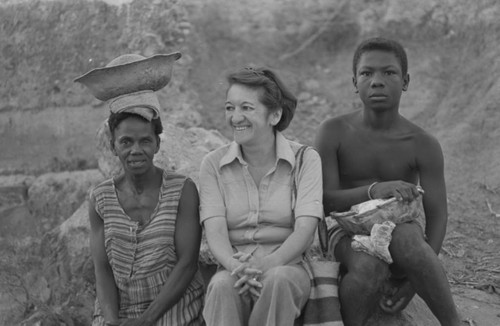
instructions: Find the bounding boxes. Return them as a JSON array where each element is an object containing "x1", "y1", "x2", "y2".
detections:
[
  {"x1": 342, "y1": 271, "x2": 383, "y2": 295},
  {"x1": 391, "y1": 223, "x2": 426, "y2": 250},
  {"x1": 348, "y1": 258, "x2": 388, "y2": 285},
  {"x1": 390, "y1": 226, "x2": 435, "y2": 267}
]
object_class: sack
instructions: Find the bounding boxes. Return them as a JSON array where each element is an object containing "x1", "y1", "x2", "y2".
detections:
[
  {"x1": 292, "y1": 145, "x2": 344, "y2": 326},
  {"x1": 301, "y1": 259, "x2": 343, "y2": 326},
  {"x1": 331, "y1": 196, "x2": 423, "y2": 235}
]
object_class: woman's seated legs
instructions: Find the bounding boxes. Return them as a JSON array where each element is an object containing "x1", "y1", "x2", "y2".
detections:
[
  {"x1": 203, "y1": 270, "x2": 251, "y2": 326},
  {"x1": 250, "y1": 264, "x2": 310, "y2": 326}
]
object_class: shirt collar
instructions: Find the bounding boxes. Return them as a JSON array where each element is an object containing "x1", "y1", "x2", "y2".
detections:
[
  {"x1": 219, "y1": 132, "x2": 296, "y2": 170},
  {"x1": 219, "y1": 141, "x2": 245, "y2": 168},
  {"x1": 276, "y1": 131, "x2": 296, "y2": 169}
]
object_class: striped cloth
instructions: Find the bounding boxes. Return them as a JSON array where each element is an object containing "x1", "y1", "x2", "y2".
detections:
[
  {"x1": 293, "y1": 146, "x2": 344, "y2": 326},
  {"x1": 91, "y1": 171, "x2": 204, "y2": 326},
  {"x1": 300, "y1": 258, "x2": 343, "y2": 326}
]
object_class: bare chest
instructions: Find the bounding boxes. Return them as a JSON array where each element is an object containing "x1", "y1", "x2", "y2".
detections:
[
  {"x1": 338, "y1": 136, "x2": 418, "y2": 184},
  {"x1": 116, "y1": 188, "x2": 160, "y2": 225}
]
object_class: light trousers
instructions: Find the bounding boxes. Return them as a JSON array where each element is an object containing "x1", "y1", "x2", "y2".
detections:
[{"x1": 203, "y1": 264, "x2": 310, "y2": 326}]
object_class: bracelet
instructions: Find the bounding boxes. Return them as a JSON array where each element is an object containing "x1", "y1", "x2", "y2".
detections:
[{"x1": 367, "y1": 182, "x2": 378, "y2": 200}]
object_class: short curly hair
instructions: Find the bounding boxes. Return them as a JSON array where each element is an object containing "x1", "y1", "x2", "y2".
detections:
[
  {"x1": 226, "y1": 67, "x2": 297, "y2": 132},
  {"x1": 352, "y1": 37, "x2": 408, "y2": 76}
]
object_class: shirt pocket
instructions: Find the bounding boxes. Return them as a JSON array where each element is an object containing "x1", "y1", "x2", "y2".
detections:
[
  {"x1": 220, "y1": 168, "x2": 250, "y2": 224},
  {"x1": 220, "y1": 169, "x2": 246, "y2": 185}
]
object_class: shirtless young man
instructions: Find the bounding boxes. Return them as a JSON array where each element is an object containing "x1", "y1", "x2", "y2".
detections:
[{"x1": 315, "y1": 37, "x2": 460, "y2": 325}]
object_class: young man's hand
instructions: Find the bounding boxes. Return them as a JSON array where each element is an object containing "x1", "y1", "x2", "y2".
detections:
[
  {"x1": 371, "y1": 181, "x2": 423, "y2": 202},
  {"x1": 379, "y1": 278, "x2": 415, "y2": 314}
]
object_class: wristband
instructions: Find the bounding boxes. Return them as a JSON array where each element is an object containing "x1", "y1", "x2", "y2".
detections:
[{"x1": 367, "y1": 182, "x2": 378, "y2": 200}]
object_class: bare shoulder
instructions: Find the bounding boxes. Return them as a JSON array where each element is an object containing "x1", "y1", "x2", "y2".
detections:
[
  {"x1": 319, "y1": 111, "x2": 359, "y2": 131},
  {"x1": 401, "y1": 117, "x2": 444, "y2": 159},
  {"x1": 178, "y1": 177, "x2": 200, "y2": 220},
  {"x1": 317, "y1": 111, "x2": 360, "y2": 142}
]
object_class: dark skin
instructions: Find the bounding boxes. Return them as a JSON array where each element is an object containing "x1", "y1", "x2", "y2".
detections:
[
  {"x1": 89, "y1": 116, "x2": 201, "y2": 326},
  {"x1": 315, "y1": 50, "x2": 460, "y2": 326}
]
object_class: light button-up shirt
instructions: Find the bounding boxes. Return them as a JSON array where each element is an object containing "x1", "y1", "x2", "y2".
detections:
[{"x1": 199, "y1": 132, "x2": 323, "y2": 259}]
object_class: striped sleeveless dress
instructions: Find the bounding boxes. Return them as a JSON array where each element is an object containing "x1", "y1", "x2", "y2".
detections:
[{"x1": 91, "y1": 170, "x2": 204, "y2": 325}]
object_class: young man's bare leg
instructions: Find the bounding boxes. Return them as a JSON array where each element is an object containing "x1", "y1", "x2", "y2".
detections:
[
  {"x1": 336, "y1": 237, "x2": 390, "y2": 326},
  {"x1": 390, "y1": 223, "x2": 461, "y2": 326}
]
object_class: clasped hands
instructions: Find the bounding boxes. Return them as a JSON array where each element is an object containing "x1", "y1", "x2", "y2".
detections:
[{"x1": 231, "y1": 251, "x2": 265, "y2": 299}]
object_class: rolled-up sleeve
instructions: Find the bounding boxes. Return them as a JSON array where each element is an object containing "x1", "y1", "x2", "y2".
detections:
[
  {"x1": 198, "y1": 154, "x2": 226, "y2": 224},
  {"x1": 294, "y1": 148, "x2": 323, "y2": 219}
]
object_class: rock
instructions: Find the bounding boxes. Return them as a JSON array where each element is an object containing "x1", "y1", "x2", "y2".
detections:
[
  {"x1": 0, "y1": 174, "x2": 34, "y2": 210},
  {"x1": 39, "y1": 200, "x2": 95, "y2": 326},
  {"x1": 167, "y1": 104, "x2": 203, "y2": 128},
  {"x1": 0, "y1": 174, "x2": 37, "y2": 238},
  {"x1": 298, "y1": 91, "x2": 312, "y2": 102},
  {"x1": 41, "y1": 201, "x2": 93, "y2": 290},
  {"x1": 96, "y1": 120, "x2": 229, "y2": 182},
  {"x1": 95, "y1": 120, "x2": 123, "y2": 179},
  {"x1": 20, "y1": 309, "x2": 78, "y2": 326},
  {"x1": 304, "y1": 79, "x2": 320, "y2": 91},
  {"x1": 156, "y1": 125, "x2": 229, "y2": 183},
  {"x1": 27, "y1": 169, "x2": 104, "y2": 232},
  {"x1": 0, "y1": 205, "x2": 37, "y2": 239}
]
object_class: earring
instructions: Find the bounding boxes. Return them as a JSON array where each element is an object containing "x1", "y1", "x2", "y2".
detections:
[{"x1": 355, "y1": 89, "x2": 359, "y2": 94}]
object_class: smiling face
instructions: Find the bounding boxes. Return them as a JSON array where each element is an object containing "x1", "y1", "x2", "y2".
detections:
[
  {"x1": 111, "y1": 116, "x2": 160, "y2": 176},
  {"x1": 353, "y1": 50, "x2": 410, "y2": 112},
  {"x1": 225, "y1": 84, "x2": 281, "y2": 147}
]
